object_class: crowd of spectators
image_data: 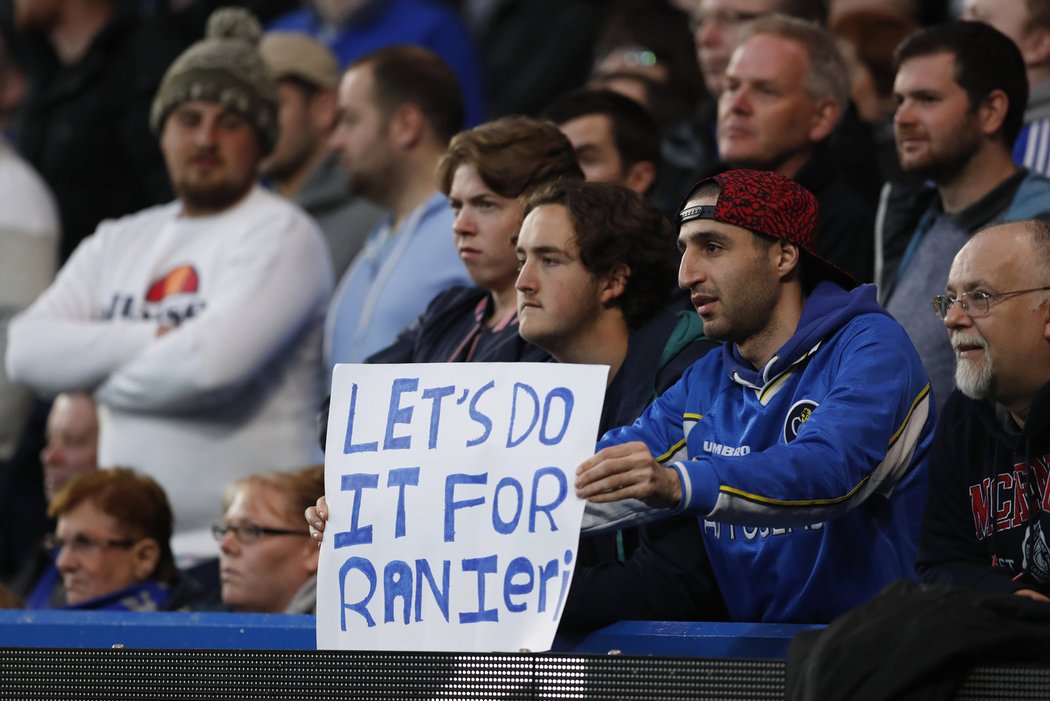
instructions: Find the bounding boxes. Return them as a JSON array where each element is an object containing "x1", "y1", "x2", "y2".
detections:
[{"x1": 5, "y1": 0, "x2": 1050, "y2": 650}]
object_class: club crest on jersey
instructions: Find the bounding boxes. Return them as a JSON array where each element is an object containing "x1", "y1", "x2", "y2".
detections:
[{"x1": 783, "y1": 399, "x2": 818, "y2": 443}]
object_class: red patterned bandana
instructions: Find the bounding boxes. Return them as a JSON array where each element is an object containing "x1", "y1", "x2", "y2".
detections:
[{"x1": 677, "y1": 169, "x2": 856, "y2": 290}]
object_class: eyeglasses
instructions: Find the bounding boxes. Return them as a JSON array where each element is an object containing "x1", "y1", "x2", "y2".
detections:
[
  {"x1": 605, "y1": 47, "x2": 658, "y2": 69},
  {"x1": 45, "y1": 533, "x2": 137, "y2": 554},
  {"x1": 931, "y1": 286, "x2": 1050, "y2": 319},
  {"x1": 211, "y1": 523, "x2": 309, "y2": 544}
]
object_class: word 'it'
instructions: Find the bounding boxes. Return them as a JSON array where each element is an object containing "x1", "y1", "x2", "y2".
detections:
[{"x1": 333, "y1": 466, "x2": 569, "y2": 547}]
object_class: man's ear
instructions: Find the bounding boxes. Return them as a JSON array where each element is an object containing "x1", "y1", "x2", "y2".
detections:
[
  {"x1": 775, "y1": 240, "x2": 801, "y2": 279},
  {"x1": 1019, "y1": 26, "x2": 1050, "y2": 69},
  {"x1": 132, "y1": 539, "x2": 161, "y2": 581},
  {"x1": 978, "y1": 89, "x2": 1009, "y2": 138},
  {"x1": 311, "y1": 90, "x2": 339, "y2": 132},
  {"x1": 623, "y1": 160, "x2": 657, "y2": 196},
  {"x1": 599, "y1": 263, "x2": 631, "y2": 304},
  {"x1": 808, "y1": 97, "x2": 841, "y2": 144},
  {"x1": 388, "y1": 102, "x2": 425, "y2": 149}
]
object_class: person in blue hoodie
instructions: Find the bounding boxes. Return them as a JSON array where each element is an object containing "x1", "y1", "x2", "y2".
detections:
[{"x1": 575, "y1": 169, "x2": 935, "y2": 624}]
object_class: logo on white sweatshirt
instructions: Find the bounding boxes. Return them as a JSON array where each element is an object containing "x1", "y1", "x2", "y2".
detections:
[
  {"x1": 101, "y1": 265, "x2": 206, "y2": 325},
  {"x1": 145, "y1": 265, "x2": 198, "y2": 301}
]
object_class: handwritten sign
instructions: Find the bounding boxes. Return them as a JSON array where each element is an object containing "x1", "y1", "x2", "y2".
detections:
[{"x1": 316, "y1": 362, "x2": 606, "y2": 652}]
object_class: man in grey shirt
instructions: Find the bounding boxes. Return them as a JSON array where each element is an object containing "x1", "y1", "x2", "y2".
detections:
[
  {"x1": 259, "y1": 31, "x2": 385, "y2": 277},
  {"x1": 878, "y1": 21, "x2": 1050, "y2": 410}
]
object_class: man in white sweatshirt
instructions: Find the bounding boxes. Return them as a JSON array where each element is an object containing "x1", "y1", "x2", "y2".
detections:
[{"x1": 5, "y1": 8, "x2": 333, "y2": 563}]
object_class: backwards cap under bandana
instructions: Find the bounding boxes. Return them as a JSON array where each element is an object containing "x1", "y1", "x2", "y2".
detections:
[
  {"x1": 677, "y1": 169, "x2": 856, "y2": 290},
  {"x1": 150, "y1": 7, "x2": 278, "y2": 155}
]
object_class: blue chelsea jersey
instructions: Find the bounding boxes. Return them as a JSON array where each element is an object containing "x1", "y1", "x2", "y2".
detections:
[{"x1": 594, "y1": 282, "x2": 935, "y2": 622}]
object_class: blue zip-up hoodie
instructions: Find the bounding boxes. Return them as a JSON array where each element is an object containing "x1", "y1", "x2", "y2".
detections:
[{"x1": 587, "y1": 282, "x2": 934, "y2": 622}]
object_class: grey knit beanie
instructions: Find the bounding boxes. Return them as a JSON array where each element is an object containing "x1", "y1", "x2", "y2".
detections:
[{"x1": 150, "y1": 8, "x2": 278, "y2": 155}]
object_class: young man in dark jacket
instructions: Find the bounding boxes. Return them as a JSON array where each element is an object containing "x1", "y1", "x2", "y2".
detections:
[
  {"x1": 311, "y1": 180, "x2": 723, "y2": 628},
  {"x1": 365, "y1": 115, "x2": 580, "y2": 366}
]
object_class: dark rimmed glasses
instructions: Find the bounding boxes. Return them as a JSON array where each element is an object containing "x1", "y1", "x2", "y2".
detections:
[{"x1": 211, "y1": 522, "x2": 309, "y2": 545}]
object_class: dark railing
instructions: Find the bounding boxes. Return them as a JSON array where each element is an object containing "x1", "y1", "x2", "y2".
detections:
[{"x1": 2, "y1": 611, "x2": 1048, "y2": 699}]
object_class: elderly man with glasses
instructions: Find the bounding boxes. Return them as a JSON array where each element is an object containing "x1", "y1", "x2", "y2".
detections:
[{"x1": 918, "y1": 219, "x2": 1050, "y2": 601}]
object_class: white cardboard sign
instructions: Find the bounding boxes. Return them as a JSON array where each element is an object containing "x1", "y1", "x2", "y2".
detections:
[{"x1": 316, "y1": 362, "x2": 606, "y2": 652}]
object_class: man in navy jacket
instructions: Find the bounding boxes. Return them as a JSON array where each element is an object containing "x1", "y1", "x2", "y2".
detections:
[{"x1": 918, "y1": 219, "x2": 1050, "y2": 602}]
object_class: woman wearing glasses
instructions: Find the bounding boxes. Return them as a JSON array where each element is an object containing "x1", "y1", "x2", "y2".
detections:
[
  {"x1": 213, "y1": 465, "x2": 322, "y2": 614},
  {"x1": 25, "y1": 467, "x2": 197, "y2": 610}
]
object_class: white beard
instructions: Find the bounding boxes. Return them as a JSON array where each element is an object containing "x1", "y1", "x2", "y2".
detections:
[{"x1": 953, "y1": 333, "x2": 994, "y2": 400}]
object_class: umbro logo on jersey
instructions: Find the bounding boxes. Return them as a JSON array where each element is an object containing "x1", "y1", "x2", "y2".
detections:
[{"x1": 703, "y1": 441, "x2": 751, "y2": 456}]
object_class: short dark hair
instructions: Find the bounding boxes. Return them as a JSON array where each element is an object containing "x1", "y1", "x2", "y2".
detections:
[
  {"x1": 895, "y1": 21, "x2": 1028, "y2": 147},
  {"x1": 437, "y1": 116, "x2": 583, "y2": 199},
  {"x1": 523, "y1": 181, "x2": 678, "y2": 327},
  {"x1": 542, "y1": 88, "x2": 662, "y2": 171},
  {"x1": 351, "y1": 45, "x2": 465, "y2": 145}
]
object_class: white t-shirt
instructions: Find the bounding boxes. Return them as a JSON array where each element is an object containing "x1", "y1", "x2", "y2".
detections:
[{"x1": 7, "y1": 186, "x2": 333, "y2": 560}]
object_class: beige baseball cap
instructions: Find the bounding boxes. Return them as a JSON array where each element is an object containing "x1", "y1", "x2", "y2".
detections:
[{"x1": 259, "y1": 32, "x2": 340, "y2": 91}]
